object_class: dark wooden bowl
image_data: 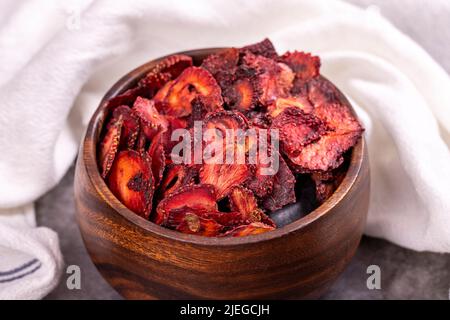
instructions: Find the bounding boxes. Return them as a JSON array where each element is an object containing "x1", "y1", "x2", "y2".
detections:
[{"x1": 74, "y1": 48, "x2": 370, "y2": 299}]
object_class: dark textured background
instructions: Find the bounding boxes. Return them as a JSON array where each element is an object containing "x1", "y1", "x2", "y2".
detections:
[{"x1": 38, "y1": 0, "x2": 450, "y2": 300}]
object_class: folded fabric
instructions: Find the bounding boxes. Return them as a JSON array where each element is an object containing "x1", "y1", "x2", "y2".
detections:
[{"x1": 0, "y1": 0, "x2": 449, "y2": 299}]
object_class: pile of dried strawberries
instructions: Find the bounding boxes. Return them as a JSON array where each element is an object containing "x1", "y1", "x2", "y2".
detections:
[{"x1": 97, "y1": 39, "x2": 363, "y2": 237}]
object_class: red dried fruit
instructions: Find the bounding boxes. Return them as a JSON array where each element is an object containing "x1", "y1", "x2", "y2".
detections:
[
  {"x1": 262, "y1": 156, "x2": 296, "y2": 212},
  {"x1": 242, "y1": 52, "x2": 294, "y2": 105},
  {"x1": 110, "y1": 105, "x2": 140, "y2": 149},
  {"x1": 230, "y1": 186, "x2": 275, "y2": 226},
  {"x1": 268, "y1": 96, "x2": 314, "y2": 118},
  {"x1": 201, "y1": 48, "x2": 239, "y2": 77},
  {"x1": 147, "y1": 131, "x2": 166, "y2": 187},
  {"x1": 314, "y1": 103, "x2": 362, "y2": 135},
  {"x1": 222, "y1": 222, "x2": 275, "y2": 237},
  {"x1": 99, "y1": 117, "x2": 123, "y2": 178},
  {"x1": 158, "y1": 164, "x2": 197, "y2": 198},
  {"x1": 280, "y1": 77, "x2": 363, "y2": 173},
  {"x1": 154, "y1": 184, "x2": 217, "y2": 225},
  {"x1": 132, "y1": 96, "x2": 168, "y2": 140},
  {"x1": 203, "y1": 110, "x2": 250, "y2": 161},
  {"x1": 199, "y1": 163, "x2": 251, "y2": 200},
  {"x1": 240, "y1": 38, "x2": 278, "y2": 59},
  {"x1": 153, "y1": 80, "x2": 174, "y2": 107},
  {"x1": 139, "y1": 54, "x2": 193, "y2": 90},
  {"x1": 280, "y1": 51, "x2": 321, "y2": 81},
  {"x1": 271, "y1": 107, "x2": 329, "y2": 158},
  {"x1": 312, "y1": 167, "x2": 347, "y2": 204},
  {"x1": 165, "y1": 208, "x2": 224, "y2": 237},
  {"x1": 107, "y1": 150, "x2": 154, "y2": 218},
  {"x1": 106, "y1": 86, "x2": 148, "y2": 109},
  {"x1": 223, "y1": 78, "x2": 256, "y2": 111},
  {"x1": 307, "y1": 77, "x2": 342, "y2": 107},
  {"x1": 288, "y1": 131, "x2": 360, "y2": 172},
  {"x1": 156, "y1": 67, "x2": 223, "y2": 117}
]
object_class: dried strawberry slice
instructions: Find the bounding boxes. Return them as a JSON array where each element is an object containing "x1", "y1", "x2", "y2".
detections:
[
  {"x1": 158, "y1": 164, "x2": 197, "y2": 199},
  {"x1": 280, "y1": 51, "x2": 321, "y2": 81},
  {"x1": 240, "y1": 38, "x2": 278, "y2": 59},
  {"x1": 242, "y1": 52, "x2": 294, "y2": 105},
  {"x1": 289, "y1": 131, "x2": 360, "y2": 172},
  {"x1": 201, "y1": 48, "x2": 239, "y2": 77},
  {"x1": 311, "y1": 167, "x2": 347, "y2": 204},
  {"x1": 107, "y1": 150, "x2": 154, "y2": 218},
  {"x1": 268, "y1": 96, "x2": 314, "y2": 118},
  {"x1": 132, "y1": 96, "x2": 168, "y2": 140},
  {"x1": 229, "y1": 186, "x2": 275, "y2": 226},
  {"x1": 153, "y1": 80, "x2": 174, "y2": 108},
  {"x1": 307, "y1": 77, "x2": 342, "y2": 107},
  {"x1": 106, "y1": 86, "x2": 148, "y2": 109},
  {"x1": 157, "y1": 67, "x2": 223, "y2": 117},
  {"x1": 154, "y1": 184, "x2": 217, "y2": 225},
  {"x1": 165, "y1": 206, "x2": 249, "y2": 229},
  {"x1": 262, "y1": 156, "x2": 296, "y2": 212},
  {"x1": 222, "y1": 222, "x2": 275, "y2": 237},
  {"x1": 138, "y1": 72, "x2": 172, "y2": 96},
  {"x1": 165, "y1": 208, "x2": 224, "y2": 237},
  {"x1": 314, "y1": 103, "x2": 362, "y2": 135},
  {"x1": 223, "y1": 78, "x2": 257, "y2": 111},
  {"x1": 271, "y1": 107, "x2": 329, "y2": 158},
  {"x1": 139, "y1": 54, "x2": 193, "y2": 88},
  {"x1": 199, "y1": 163, "x2": 252, "y2": 200},
  {"x1": 147, "y1": 131, "x2": 166, "y2": 187},
  {"x1": 110, "y1": 105, "x2": 140, "y2": 149},
  {"x1": 99, "y1": 117, "x2": 123, "y2": 178}
]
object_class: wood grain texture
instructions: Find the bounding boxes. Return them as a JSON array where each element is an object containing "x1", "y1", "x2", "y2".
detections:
[{"x1": 74, "y1": 48, "x2": 370, "y2": 300}]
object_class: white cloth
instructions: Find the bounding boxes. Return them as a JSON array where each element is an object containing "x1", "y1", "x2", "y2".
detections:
[{"x1": 0, "y1": 0, "x2": 449, "y2": 299}]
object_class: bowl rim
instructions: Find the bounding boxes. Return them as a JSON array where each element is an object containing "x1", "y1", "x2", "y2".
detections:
[{"x1": 82, "y1": 47, "x2": 365, "y2": 246}]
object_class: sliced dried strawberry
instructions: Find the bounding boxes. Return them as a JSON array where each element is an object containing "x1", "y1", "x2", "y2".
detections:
[
  {"x1": 165, "y1": 208, "x2": 224, "y2": 237},
  {"x1": 139, "y1": 54, "x2": 193, "y2": 89},
  {"x1": 288, "y1": 131, "x2": 360, "y2": 172},
  {"x1": 242, "y1": 52, "x2": 294, "y2": 105},
  {"x1": 311, "y1": 166, "x2": 347, "y2": 204},
  {"x1": 201, "y1": 48, "x2": 239, "y2": 77},
  {"x1": 262, "y1": 156, "x2": 296, "y2": 212},
  {"x1": 229, "y1": 186, "x2": 275, "y2": 226},
  {"x1": 223, "y1": 78, "x2": 256, "y2": 111},
  {"x1": 271, "y1": 107, "x2": 329, "y2": 158},
  {"x1": 154, "y1": 184, "x2": 217, "y2": 225},
  {"x1": 158, "y1": 164, "x2": 197, "y2": 199},
  {"x1": 199, "y1": 162, "x2": 252, "y2": 200},
  {"x1": 222, "y1": 222, "x2": 275, "y2": 237},
  {"x1": 157, "y1": 67, "x2": 223, "y2": 117},
  {"x1": 267, "y1": 96, "x2": 314, "y2": 118},
  {"x1": 99, "y1": 117, "x2": 123, "y2": 178},
  {"x1": 147, "y1": 131, "x2": 166, "y2": 187},
  {"x1": 153, "y1": 79, "x2": 174, "y2": 108},
  {"x1": 307, "y1": 77, "x2": 342, "y2": 107},
  {"x1": 246, "y1": 111, "x2": 271, "y2": 129},
  {"x1": 106, "y1": 86, "x2": 148, "y2": 109},
  {"x1": 132, "y1": 96, "x2": 168, "y2": 140},
  {"x1": 314, "y1": 103, "x2": 362, "y2": 135},
  {"x1": 107, "y1": 150, "x2": 154, "y2": 218},
  {"x1": 240, "y1": 38, "x2": 278, "y2": 59},
  {"x1": 138, "y1": 72, "x2": 172, "y2": 96},
  {"x1": 280, "y1": 51, "x2": 321, "y2": 81},
  {"x1": 110, "y1": 105, "x2": 140, "y2": 149}
]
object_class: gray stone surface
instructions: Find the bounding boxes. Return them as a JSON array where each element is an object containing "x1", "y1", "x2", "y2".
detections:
[{"x1": 37, "y1": 0, "x2": 450, "y2": 300}]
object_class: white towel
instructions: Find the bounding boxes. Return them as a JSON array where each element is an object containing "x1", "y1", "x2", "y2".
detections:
[{"x1": 0, "y1": 0, "x2": 449, "y2": 299}]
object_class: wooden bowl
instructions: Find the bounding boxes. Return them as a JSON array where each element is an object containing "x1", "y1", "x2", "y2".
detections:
[{"x1": 74, "y1": 48, "x2": 370, "y2": 299}]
